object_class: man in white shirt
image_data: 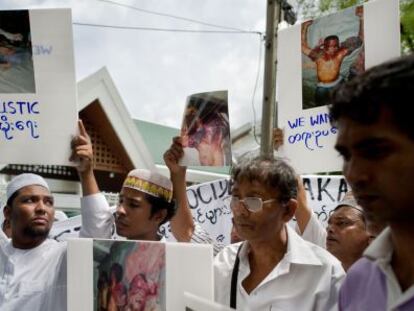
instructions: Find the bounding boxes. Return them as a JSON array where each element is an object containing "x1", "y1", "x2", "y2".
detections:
[
  {"x1": 296, "y1": 190, "x2": 381, "y2": 271},
  {"x1": 0, "y1": 173, "x2": 67, "y2": 311},
  {"x1": 0, "y1": 207, "x2": 11, "y2": 241},
  {"x1": 213, "y1": 155, "x2": 345, "y2": 310},
  {"x1": 71, "y1": 120, "x2": 202, "y2": 243}
]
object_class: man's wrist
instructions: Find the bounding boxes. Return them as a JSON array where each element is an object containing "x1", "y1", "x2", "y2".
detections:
[{"x1": 79, "y1": 167, "x2": 94, "y2": 180}]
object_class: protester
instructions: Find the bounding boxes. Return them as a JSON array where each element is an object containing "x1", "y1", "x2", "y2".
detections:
[
  {"x1": 295, "y1": 187, "x2": 385, "y2": 271},
  {"x1": 329, "y1": 53, "x2": 414, "y2": 310},
  {"x1": 0, "y1": 120, "x2": 120, "y2": 310},
  {"x1": 0, "y1": 173, "x2": 67, "y2": 310},
  {"x1": 71, "y1": 120, "x2": 210, "y2": 244},
  {"x1": 326, "y1": 197, "x2": 371, "y2": 271},
  {"x1": 0, "y1": 210, "x2": 11, "y2": 240},
  {"x1": 213, "y1": 155, "x2": 345, "y2": 310}
]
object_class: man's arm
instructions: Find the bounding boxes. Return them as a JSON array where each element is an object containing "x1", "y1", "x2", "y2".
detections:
[
  {"x1": 70, "y1": 120, "x2": 113, "y2": 238},
  {"x1": 70, "y1": 120, "x2": 99, "y2": 196},
  {"x1": 164, "y1": 137, "x2": 195, "y2": 242},
  {"x1": 295, "y1": 177, "x2": 312, "y2": 234},
  {"x1": 356, "y1": 6, "x2": 364, "y2": 43},
  {"x1": 301, "y1": 20, "x2": 315, "y2": 58},
  {"x1": 295, "y1": 177, "x2": 327, "y2": 248},
  {"x1": 341, "y1": 7, "x2": 364, "y2": 56}
]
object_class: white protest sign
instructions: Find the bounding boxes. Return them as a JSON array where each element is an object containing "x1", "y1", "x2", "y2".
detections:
[
  {"x1": 0, "y1": 9, "x2": 77, "y2": 165},
  {"x1": 160, "y1": 178, "x2": 232, "y2": 244},
  {"x1": 277, "y1": 0, "x2": 400, "y2": 173},
  {"x1": 49, "y1": 175, "x2": 349, "y2": 244}
]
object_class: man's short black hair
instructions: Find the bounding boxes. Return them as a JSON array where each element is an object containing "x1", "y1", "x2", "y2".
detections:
[
  {"x1": 324, "y1": 35, "x2": 339, "y2": 45},
  {"x1": 145, "y1": 194, "x2": 176, "y2": 226},
  {"x1": 231, "y1": 155, "x2": 298, "y2": 203},
  {"x1": 329, "y1": 53, "x2": 414, "y2": 140}
]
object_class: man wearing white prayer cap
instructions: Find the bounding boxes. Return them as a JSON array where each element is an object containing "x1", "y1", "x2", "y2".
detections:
[
  {"x1": 0, "y1": 173, "x2": 68, "y2": 310},
  {"x1": 0, "y1": 121, "x2": 121, "y2": 311},
  {"x1": 3, "y1": 173, "x2": 52, "y2": 244}
]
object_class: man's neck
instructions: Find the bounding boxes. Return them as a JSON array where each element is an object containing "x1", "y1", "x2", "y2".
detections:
[
  {"x1": 390, "y1": 223, "x2": 414, "y2": 291},
  {"x1": 241, "y1": 226, "x2": 288, "y2": 294},
  {"x1": 248, "y1": 227, "x2": 288, "y2": 263},
  {"x1": 130, "y1": 231, "x2": 161, "y2": 242},
  {"x1": 12, "y1": 236, "x2": 46, "y2": 249},
  {"x1": 340, "y1": 253, "x2": 363, "y2": 272}
]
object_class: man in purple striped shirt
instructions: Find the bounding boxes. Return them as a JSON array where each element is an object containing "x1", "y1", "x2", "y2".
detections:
[{"x1": 329, "y1": 54, "x2": 414, "y2": 310}]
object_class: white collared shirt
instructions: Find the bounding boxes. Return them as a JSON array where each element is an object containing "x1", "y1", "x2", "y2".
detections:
[
  {"x1": 364, "y1": 227, "x2": 414, "y2": 311},
  {"x1": 214, "y1": 225, "x2": 345, "y2": 311},
  {"x1": 0, "y1": 239, "x2": 67, "y2": 311}
]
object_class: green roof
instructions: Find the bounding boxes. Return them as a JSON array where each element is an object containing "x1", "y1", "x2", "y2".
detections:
[{"x1": 133, "y1": 119, "x2": 230, "y2": 175}]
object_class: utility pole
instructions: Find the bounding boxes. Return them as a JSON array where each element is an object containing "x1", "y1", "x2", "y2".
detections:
[{"x1": 260, "y1": 0, "x2": 281, "y2": 157}]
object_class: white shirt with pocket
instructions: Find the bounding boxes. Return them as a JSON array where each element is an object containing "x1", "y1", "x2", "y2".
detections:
[{"x1": 214, "y1": 225, "x2": 345, "y2": 311}]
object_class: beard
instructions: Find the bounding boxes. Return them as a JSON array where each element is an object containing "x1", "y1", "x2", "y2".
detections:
[{"x1": 23, "y1": 225, "x2": 50, "y2": 239}]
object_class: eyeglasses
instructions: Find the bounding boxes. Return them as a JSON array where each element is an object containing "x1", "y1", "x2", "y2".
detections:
[{"x1": 229, "y1": 196, "x2": 277, "y2": 213}]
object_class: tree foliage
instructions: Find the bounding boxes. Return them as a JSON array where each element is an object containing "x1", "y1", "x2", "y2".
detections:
[
  {"x1": 295, "y1": 0, "x2": 414, "y2": 53},
  {"x1": 401, "y1": 0, "x2": 414, "y2": 52}
]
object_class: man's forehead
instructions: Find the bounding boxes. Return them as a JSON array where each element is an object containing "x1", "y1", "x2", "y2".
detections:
[
  {"x1": 120, "y1": 187, "x2": 147, "y2": 200},
  {"x1": 233, "y1": 178, "x2": 275, "y2": 195},
  {"x1": 336, "y1": 117, "x2": 381, "y2": 145},
  {"x1": 17, "y1": 185, "x2": 51, "y2": 196},
  {"x1": 336, "y1": 113, "x2": 413, "y2": 150},
  {"x1": 332, "y1": 206, "x2": 362, "y2": 219}
]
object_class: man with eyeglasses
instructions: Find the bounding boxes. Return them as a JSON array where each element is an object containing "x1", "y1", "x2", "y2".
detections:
[{"x1": 213, "y1": 155, "x2": 345, "y2": 310}]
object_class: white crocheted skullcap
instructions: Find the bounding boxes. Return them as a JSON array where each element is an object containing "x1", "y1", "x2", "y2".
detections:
[
  {"x1": 123, "y1": 169, "x2": 173, "y2": 202},
  {"x1": 6, "y1": 173, "x2": 50, "y2": 202},
  {"x1": 335, "y1": 191, "x2": 363, "y2": 213}
]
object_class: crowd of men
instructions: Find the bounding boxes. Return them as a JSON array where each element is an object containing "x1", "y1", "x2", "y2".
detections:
[{"x1": 0, "y1": 52, "x2": 413, "y2": 310}]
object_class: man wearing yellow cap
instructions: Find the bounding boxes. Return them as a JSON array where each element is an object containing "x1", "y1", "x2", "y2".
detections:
[{"x1": 71, "y1": 120, "x2": 180, "y2": 242}]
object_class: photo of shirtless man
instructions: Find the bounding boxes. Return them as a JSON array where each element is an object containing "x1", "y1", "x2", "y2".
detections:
[{"x1": 301, "y1": 6, "x2": 364, "y2": 109}]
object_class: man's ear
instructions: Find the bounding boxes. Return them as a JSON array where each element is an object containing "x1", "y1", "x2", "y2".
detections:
[
  {"x1": 152, "y1": 209, "x2": 168, "y2": 226},
  {"x1": 3, "y1": 205, "x2": 11, "y2": 222},
  {"x1": 283, "y1": 199, "x2": 297, "y2": 222}
]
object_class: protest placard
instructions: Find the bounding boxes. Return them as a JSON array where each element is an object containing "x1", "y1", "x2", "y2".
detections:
[
  {"x1": 67, "y1": 239, "x2": 213, "y2": 311},
  {"x1": 277, "y1": 0, "x2": 400, "y2": 173},
  {"x1": 0, "y1": 9, "x2": 77, "y2": 165}
]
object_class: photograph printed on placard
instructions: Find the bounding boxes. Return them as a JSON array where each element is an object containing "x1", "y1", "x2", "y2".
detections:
[
  {"x1": 93, "y1": 240, "x2": 166, "y2": 311},
  {"x1": 301, "y1": 5, "x2": 364, "y2": 109},
  {"x1": 0, "y1": 10, "x2": 36, "y2": 93},
  {"x1": 180, "y1": 90, "x2": 231, "y2": 167}
]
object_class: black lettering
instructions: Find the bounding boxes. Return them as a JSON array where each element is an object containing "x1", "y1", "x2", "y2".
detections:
[
  {"x1": 338, "y1": 178, "x2": 348, "y2": 201},
  {"x1": 197, "y1": 187, "x2": 212, "y2": 204},
  {"x1": 302, "y1": 177, "x2": 314, "y2": 200},
  {"x1": 186, "y1": 188, "x2": 199, "y2": 209},
  {"x1": 317, "y1": 178, "x2": 334, "y2": 202}
]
